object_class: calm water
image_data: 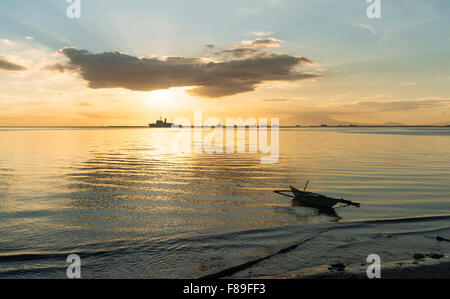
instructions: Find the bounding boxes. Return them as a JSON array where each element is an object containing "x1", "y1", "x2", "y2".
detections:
[{"x1": 0, "y1": 127, "x2": 449, "y2": 278}]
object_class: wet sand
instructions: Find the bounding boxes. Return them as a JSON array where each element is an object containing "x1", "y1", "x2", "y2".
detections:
[{"x1": 298, "y1": 262, "x2": 450, "y2": 279}]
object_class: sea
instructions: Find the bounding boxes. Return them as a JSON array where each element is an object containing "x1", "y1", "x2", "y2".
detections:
[{"x1": 0, "y1": 126, "x2": 449, "y2": 278}]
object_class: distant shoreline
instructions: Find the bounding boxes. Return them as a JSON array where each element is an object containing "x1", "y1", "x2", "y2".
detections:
[{"x1": 0, "y1": 125, "x2": 449, "y2": 129}]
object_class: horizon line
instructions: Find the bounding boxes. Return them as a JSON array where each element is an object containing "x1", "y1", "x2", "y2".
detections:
[{"x1": 1, "y1": 125, "x2": 449, "y2": 128}]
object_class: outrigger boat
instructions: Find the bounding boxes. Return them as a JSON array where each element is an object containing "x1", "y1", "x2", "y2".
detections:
[{"x1": 274, "y1": 181, "x2": 360, "y2": 209}]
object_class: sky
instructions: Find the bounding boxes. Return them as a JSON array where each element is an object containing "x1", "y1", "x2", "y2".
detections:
[{"x1": 0, "y1": 0, "x2": 449, "y2": 126}]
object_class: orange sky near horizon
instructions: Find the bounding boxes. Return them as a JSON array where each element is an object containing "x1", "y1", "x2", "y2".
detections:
[{"x1": 1, "y1": 1, "x2": 449, "y2": 126}]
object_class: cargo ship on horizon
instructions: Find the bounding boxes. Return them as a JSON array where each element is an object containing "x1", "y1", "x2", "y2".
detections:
[{"x1": 148, "y1": 117, "x2": 173, "y2": 128}]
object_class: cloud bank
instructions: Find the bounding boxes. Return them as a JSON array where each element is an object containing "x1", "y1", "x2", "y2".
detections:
[
  {"x1": 0, "y1": 56, "x2": 27, "y2": 71},
  {"x1": 53, "y1": 47, "x2": 320, "y2": 98}
]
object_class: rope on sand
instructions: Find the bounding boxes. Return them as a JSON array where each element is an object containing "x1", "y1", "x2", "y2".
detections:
[{"x1": 198, "y1": 230, "x2": 328, "y2": 279}]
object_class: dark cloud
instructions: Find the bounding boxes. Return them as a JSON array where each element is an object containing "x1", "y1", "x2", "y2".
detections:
[
  {"x1": 45, "y1": 62, "x2": 76, "y2": 72},
  {"x1": 0, "y1": 56, "x2": 27, "y2": 71},
  {"x1": 54, "y1": 47, "x2": 321, "y2": 98},
  {"x1": 217, "y1": 47, "x2": 269, "y2": 59},
  {"x1": 217, "y1": 47, "x2": 315, "y2": 63}
]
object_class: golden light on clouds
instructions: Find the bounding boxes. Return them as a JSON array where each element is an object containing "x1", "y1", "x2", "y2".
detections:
[{"x1": 0, "y1": 30, "x2": 449, "y2": 126}]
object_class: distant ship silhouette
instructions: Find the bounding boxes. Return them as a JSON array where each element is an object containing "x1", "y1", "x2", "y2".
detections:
[{"x1": 148, "y1": 117, "x2": 173, "y2": 128}]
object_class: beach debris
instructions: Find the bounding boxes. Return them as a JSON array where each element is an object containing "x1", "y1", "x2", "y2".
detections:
[
  {"x1": 413, "y1": 253, "x2": 426, "y2": 260},
  {"x1": 427, "y1": 253, "x2": 444, "y2": 260},
  {"x1": 436, "y1": 236, "x2": 450, "y2": 242},
  {"x1": 413, "y1": 253, "x2": 444, "y2": 261},
  {"x1": 371, "y1": 233, "x2": 394, "y2": 239},
  {"x1": 328, "y1": 263, "x2": 346, "y2": 272}
]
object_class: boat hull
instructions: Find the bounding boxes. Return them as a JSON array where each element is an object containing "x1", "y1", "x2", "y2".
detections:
[{"x1": 290, "y1": 186, "x2": 340, "y2": 208}]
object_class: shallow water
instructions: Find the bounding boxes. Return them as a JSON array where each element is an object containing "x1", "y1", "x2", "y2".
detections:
[{"x1": 0, "y1": 127, "x2": 449, "y2": 278}]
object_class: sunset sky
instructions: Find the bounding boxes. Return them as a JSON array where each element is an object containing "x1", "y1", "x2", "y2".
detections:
[{"x1": 0, "y1": 0, "x2": 449, "y2": 126}]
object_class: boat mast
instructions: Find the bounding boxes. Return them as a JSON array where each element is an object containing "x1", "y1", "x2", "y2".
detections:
[{"x1": 304, "y1": 180, "x2": 309, "y2": 191}]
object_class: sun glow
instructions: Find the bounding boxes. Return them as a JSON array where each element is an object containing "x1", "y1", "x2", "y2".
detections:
[
  {"x1": 147, "y1": 89, "x2": 177, "y2": 108},
  {"x1": 144, "y1": 87, "x2": 198, "y2": 110}
]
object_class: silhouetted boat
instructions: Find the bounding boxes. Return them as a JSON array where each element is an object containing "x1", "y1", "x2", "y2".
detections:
[
  {"x1": 274, "y1": 182, "x2": 360, "y2": 209},
  {"x1": 149, "y1": 117, "x2": 173, "y2": 128}
]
